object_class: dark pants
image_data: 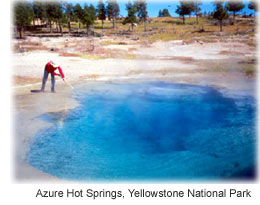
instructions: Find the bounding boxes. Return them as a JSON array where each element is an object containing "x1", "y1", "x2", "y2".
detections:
[{"x1": 41, "y1": 69, "x2": 55, "y2": 92}]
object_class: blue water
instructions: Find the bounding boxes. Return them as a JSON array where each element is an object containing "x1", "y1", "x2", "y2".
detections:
[{"x1": 26, "y1": 82, "x2": 256, "y2": 181}]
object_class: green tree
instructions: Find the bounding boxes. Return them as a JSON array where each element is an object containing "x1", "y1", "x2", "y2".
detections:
[
  {"x1": 123, "y1": 1, "x2": 138, "y2": 31},
  {"x1": 32, "y1": 1, "x2": 47, "y2": 25},
  {"x1": 55, "y1": 2, "x2": 64, "y2": 34},
  {"x1": 194, "y1": 0, "x2": 202, "y2": 24},
  {"x1": 158, "y1": 9, "x2": 162, "y2": 17},
  {"x1": 73, "y1": 3, "x2": 84, "y2": 31},
  {"x1": 134, "y1": 0, "x2": 148, "y2": 31},
  {"x1": 176, "y1": 1, "x2": 195, "y2": 24},
  {"x1": 159, "y1": 9, "x2": 171, "y2": 17},
  {"x1": 45, "y1": 2, "x2": 64, "y2": 33},
  {"x1": 213, "y1": 1, "x2": 228, "y2": 32},
  {"x1": 82, "y1": 4, "x2": 96, "y2": 35},
  {"x1": 225, "y1": 0, "x2": 245, "y2": 23},
  {"x1": 14, "y1": 2, "x2": 33, "y2": 38},
  {"x1": 248, "y1": 0, "x2": 257, "y2": 17},
  {"x1": 65, "y1": 3, "x2": 74, "y2": 33},
  {"x1": 97, "y1": 0, "x2": 106, "y2": 30},
  {"x1": 162, "y1": 8, "x2": 171, "y2": 17},
  {"x1": 106, "y1": 0, "x2": 120, "y2": 29}
]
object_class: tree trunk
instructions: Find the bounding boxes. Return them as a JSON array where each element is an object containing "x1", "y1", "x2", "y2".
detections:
[
  {"x1": 68, "y1": 21, "x2": 71, "y2": 33},
  {"x1": 115, "y1": 17, "x2": 117, "y2": 29},
  {"x1": 131, "y1": 23, "x2": 134, "y2": 31},
  {"x1": 220, "y1": 19, "x2": 223, "y2": 32},
  {"x1": 59, "y1": 21, "x2": 63, "y2": 36},
  {"x1": 112, "y1": 17, "x2": 115, "y2": 29},
  {"x1": 49, "y1": 20, "x2": 52, "y2": 33},
  {"x1": 86, "y1": 25, "x2": 89, "y2": 36},
  {"x1": 196, "y1": 15, "x2": 199, "y2": 24},
  {"x1": 56, "y1": 22, "x2": 59, "y2": 32},
  {"x1": 144, "y1": 20, "x2": 147, "y2": 32},
  {"x1": 102, "y1": 20, "x2": 104, "y2": 30},
  {"x1": 183, "y1": 15, "x2": 185, "y2": 24},
  {"x1": 18, "y1": 27, "x2": 22, "y2": 39}
]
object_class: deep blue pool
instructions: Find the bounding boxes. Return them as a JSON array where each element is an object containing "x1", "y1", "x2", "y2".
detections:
[{"x1": 26, "y1": 82, "x2": 256, "y2": 181}]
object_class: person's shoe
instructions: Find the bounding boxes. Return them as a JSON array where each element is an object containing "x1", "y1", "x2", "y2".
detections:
[{"x1": 51, "y1": 90, "x2": 56, "y2": 93}]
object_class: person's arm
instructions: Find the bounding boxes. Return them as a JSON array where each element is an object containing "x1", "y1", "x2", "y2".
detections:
[
  {"x1": 53, "y1": 66, "x2": 65, "y2": 78},
  {"x1": 57, "y1": 66, "x2": 65, "y2": 78}
]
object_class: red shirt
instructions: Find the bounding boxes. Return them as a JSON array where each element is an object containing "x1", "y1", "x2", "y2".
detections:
[{"x1": 45, "y1": 61, "x2": 65, "y2": 78}]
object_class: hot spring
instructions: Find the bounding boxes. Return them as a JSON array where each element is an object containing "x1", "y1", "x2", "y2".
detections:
[{"x1": 26, "y1": 82, "x2": 256, "y2": 181}]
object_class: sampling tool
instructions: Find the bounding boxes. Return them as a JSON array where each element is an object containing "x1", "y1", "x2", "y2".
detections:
[{"x1": 62, "y1": 78, "x2": 75, "y2": 90}]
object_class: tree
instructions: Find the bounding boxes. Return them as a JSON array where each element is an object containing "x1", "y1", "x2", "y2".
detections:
[
  {"x1": 32, "y1": 0, "x2": 47, "y2": 25},
  {"x1": 213, "y1": 1, "x2": 228, "y2": 32},
  {"x1": 45, "y1": 2, "x2": 64, "y2": 33},
  {"x1": 81, "y1": 4, "x2": 96, "y2": 35},
  {"x1": 134, "y1": 0, "x2": 148, "y2": 31},
  {"x1": 55, "y1": 2, "x2": 64, "y2": 34},
  {"x1": 158, "y1": 9, "x2": 162, "y2": 17},
  {"x1": 14, "y1": 2, "x2": 33, "y2": 38},
  {"x1": 65, "y1": 3, "x2": 74, "y2": 33},
  {"x1": 194, "y1": 0, "x2": 202, "y2": 24},
  {"x1": 97, "y1": 0, "x2": 106, "y2": 30},
  {"x1": 159, "y1": 9, "x2": 171, "y2": 17},
  {"x1": 106, "y1": 0, "x2": 120, "y2": 29},
  {"x1": 225, "y1": 1, "x2": 245, "y2": 23},
  {"x1": 123, "y1": 1, "x2": 138, "y2": 31},
  {"x1": 73, "y1": 3, "x2": 84, "y2": 31},
  {"x1": 248, "y1": 0, "x2": 257, "y2": 17},
  {"x1": 175, "y1": 1, "x2": 195, "y2": 24},
  {"x1": 162, "y1": 8, "x2": 171, "y2": 17}
]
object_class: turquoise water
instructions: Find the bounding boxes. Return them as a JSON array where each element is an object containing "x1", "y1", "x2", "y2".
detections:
[{"x1": 26, "y1": 82, "x2": 256, "y2": 181}]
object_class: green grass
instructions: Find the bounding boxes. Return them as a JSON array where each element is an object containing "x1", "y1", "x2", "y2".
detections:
[
  {"x1": 79, "y1": 54, "x2": 107, "y2": 60},
  {"x1": 241, "y1": 63, "x2": 257, "y2": 77}
]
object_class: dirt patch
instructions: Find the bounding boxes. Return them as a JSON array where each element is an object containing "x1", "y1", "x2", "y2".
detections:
[
  {"x1": 59, "y1": 52, "x2": 80, "y2": 57},
  {"x1": 79, "y1": 74, "x2": 100, "y2": 79},
  {"x1": 218, "y1": 50, "x2": 245, "y2": 56},
  {"x1": 13, "y1": 41, "x2": 48, "y2": 53},
  {"x1": 13, "y1": 75, "x2": 41, "y2": 86}
]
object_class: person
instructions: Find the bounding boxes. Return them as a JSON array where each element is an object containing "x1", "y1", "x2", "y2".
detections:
[{"x1": 41, "y1": 60, "x2": 65, "y2": 92}]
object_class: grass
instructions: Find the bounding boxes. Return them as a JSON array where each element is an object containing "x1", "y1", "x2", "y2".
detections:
[
  {"x1": 242, "y1": 64, "x2": 256, "y2": 77},
  {"x1": 102, "y1": 40, "x2": 128, "y2": 46},
  {"x1": 27, "y1": 16, "x2": 256, "y2": 47},
  {"x1": 146, "y1": 32, "x2": 178, "y2": 41},
  {"x1": 79, "y1": 54, "x2": 107, "y2": 60}
]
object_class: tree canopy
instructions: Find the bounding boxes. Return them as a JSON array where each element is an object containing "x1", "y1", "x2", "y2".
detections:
[
  {"x1": 14, "y1": 2, "x2": 33, "y2": 38},
  {"x1": 97, "y1": 0, "x2": 106, "y2": 29},
  {"x1": 176, "y1": 1, "x2": 195, "y2": 24},
  {"x1": 225, "y1": 0, "x2": 245, "y2": 23},
  {"x1": 158, "y1": 8, "x2": 171, "y2": 17},
  {"x1": 213, "y1": 1, "x2": 229, "y2": 31},
  {"x1": 194, "y1": 0, "x2": 202, "y2": 24},
  {"x1": 123, "y1": 1, "x2": 138, "y2": 31},
  {"x1": 248, "y1": 0, "x2": 257, "y2": 16},
  {"x1": 134, "y1": 0, "x2": 148, "y2": 31},
  {"x1": 82, "y1": 4, "x2": 96, "y2": 34},
  {"x1": 107, "y1": 0, "x2": 120, "y2": 28}
]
